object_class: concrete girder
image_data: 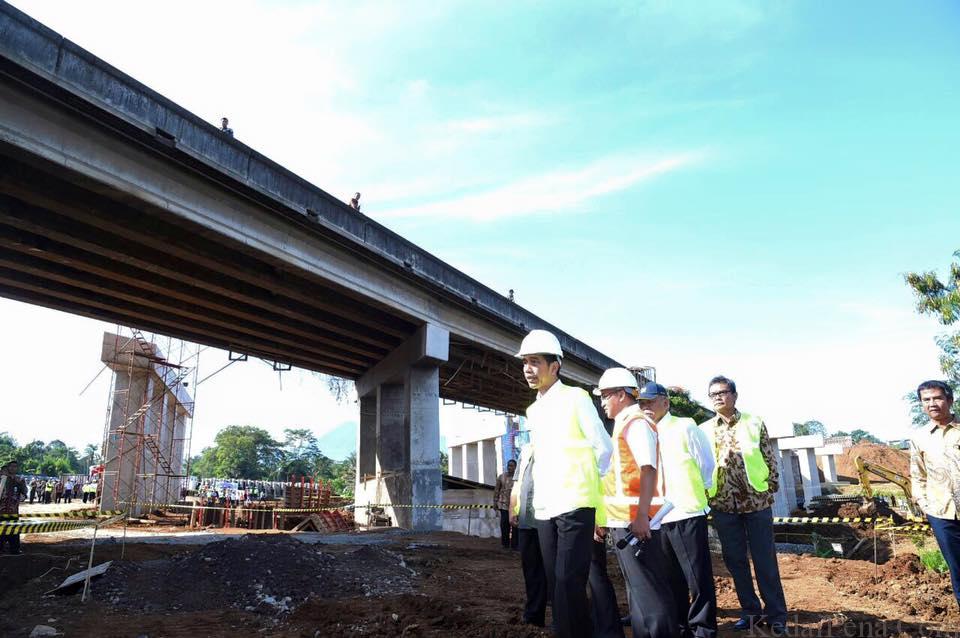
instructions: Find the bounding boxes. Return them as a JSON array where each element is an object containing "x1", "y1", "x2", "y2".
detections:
[{"x1": 0, "y1": 49, "x2": 616, "y2": 393}]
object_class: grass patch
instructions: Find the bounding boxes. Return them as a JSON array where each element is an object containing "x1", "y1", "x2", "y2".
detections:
[{"x1": 919, "y1": 549, "x2": 949, "y2": 574}]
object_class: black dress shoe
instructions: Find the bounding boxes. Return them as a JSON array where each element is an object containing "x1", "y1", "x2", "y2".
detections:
[
  {"x1": 620, "y1": 614, "x2": 631, "y2": 627},
  {"x1": 770, "y1": 622, "x2": 788, "y2": 636}
]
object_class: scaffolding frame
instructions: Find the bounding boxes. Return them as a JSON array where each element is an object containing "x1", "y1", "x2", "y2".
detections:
[{"x1": 99, "y1": 327, "x2": 199, "y2": 515}]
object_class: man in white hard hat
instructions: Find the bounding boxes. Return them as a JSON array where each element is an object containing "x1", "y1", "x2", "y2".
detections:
[
  {"x1": 517, "y1": 329, "x2": 613, "y2": 638},
  {"x1": 637, "y1": 382, "x2": 717, "y2": 638},
  {"x1": 595, "y1": 368, "x2": 678, "y2": 638}
]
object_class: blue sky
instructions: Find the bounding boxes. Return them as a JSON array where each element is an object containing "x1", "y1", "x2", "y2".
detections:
[{"x1": 3, "y1": 0, "x2": 959, "y2": 452}]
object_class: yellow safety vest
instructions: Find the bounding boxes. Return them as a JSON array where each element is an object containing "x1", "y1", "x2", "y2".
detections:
[
  {"x1": 527, "y1": 382, "x2": 605, "y2": 524},
  {"x1": 657, "y1": 413, "x2": 708, "y2": 513},
  {"x1": 602, "y1": 406, "x2": 664, "y2": 526},
  {"x1": 702, "y1": 411, "x2": 770, "y2": 496}
]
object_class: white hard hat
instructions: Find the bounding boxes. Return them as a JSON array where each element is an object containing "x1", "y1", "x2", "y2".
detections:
[
  {"x1": 592, "y1": 367, "x2": 639, "y2": 396},
  {"x1": 515, "y1": 329, "x2": 563, "y2": 359}
]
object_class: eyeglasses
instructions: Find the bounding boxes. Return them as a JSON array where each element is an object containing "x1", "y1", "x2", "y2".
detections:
[{"x1": 708, "y1": 390, "x2": 733, "y2": 399}]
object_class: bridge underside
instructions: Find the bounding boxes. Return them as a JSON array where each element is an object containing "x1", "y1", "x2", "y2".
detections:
[
  {"x1": 0, "y1": 2, "x2": 623, "y2": 530},
  {"x1": 0, "y1": 147, "x2": 536, "y2": 415}
]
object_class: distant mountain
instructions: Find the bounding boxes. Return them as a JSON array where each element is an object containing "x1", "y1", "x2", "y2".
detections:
[{"x1": 316, "y1": 421, "x2": 356, "y2": 461}]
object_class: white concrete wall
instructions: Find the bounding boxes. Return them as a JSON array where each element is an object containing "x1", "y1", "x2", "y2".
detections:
[{"x1": 442, "y1": 488, "x2": 499, "y2": 537}]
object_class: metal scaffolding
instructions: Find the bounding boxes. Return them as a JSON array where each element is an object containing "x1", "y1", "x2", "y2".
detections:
[{"x1": 98, "y1": 327, "x2": 199, "y2": 515}]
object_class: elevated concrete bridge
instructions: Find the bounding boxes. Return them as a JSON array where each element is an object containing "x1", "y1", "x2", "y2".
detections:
[{"x1": 0, "y1": 3, "x2": 621, "y2": 528}]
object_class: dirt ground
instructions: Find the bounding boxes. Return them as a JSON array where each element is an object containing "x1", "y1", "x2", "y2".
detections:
[
  {"x1": 833, "y1": 443, "x2": 911, "y2": 483},
  {"x1": 1, "y1": 529, "x2": 958, "y2": 638}
]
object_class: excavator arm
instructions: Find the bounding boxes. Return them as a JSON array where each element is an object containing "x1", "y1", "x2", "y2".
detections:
[{"x1": 854, "y1": 456, "x2": 921, "y2": 517}]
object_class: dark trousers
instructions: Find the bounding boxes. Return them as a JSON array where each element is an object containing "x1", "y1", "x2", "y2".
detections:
[
  {"x1": 519, "y1": 527, "x2": 548, "y2": 625},
  {"x1": 589, "y1": 539, "x2": 624, "y2": 638},
  {"x1": 499, "y1": 509, "x2": 518, "y2": 548},
  {"x1": 711, "y1": 507, "x2": 787, "y2": 625},
  {"x1": 928, "y1": 515, "x2": 960, "y2": 609},
  {"x1": 537, "y1": 507, "x2": 596, "y2": 638},
  {"x1": 64, "y1": 489, "x2": 72, "y2": 503},
  {"x1": 660, "y1": 516, "x2": 717, "y2": 638},
  {"x1": 0, "y1": 515, "x2": 20, "y2": 555},
  {"x1": 611, "y1": 528, "x2": 679, "y2": 638},
  {"x1": 82, "y1": 492, "x2": 88, "y2": 503}
]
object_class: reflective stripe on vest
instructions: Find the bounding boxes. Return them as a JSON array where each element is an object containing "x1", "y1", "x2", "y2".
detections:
[
  {"x1": 528, "y1": 382, "x2": 605, "y2": 524},
  {"x1": 601, "y1": 409, "x2": 662, "y2": 526},
  {"x1": 704, "y1": 411, "x2": 770, "y2": 497},
  {"x1": 657, "y1": 413, "x2": 708, "y2": 513}
]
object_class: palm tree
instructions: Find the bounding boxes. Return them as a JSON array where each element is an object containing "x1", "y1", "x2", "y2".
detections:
[{"x1": 81, "y1": 443, "x2": 101, "y2": 469}]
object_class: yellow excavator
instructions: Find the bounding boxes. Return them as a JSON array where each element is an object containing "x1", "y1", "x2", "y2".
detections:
[{"x1": 854, "y1": 456, "x2": 922, "y2": 518}]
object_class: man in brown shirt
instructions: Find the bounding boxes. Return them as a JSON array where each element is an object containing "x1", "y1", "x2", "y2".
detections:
[
  {"x1": 0, "y1": 459, "x2": 27, "y2": 555},
  {"x1": 700, "y1": 376, "x2": 787, "y2": 636},
  {"x1": 494, "y1": 459, "x2": 518, "y2": 549}
]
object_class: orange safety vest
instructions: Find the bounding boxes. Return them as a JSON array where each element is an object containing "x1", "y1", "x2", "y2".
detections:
[{"x1": 602, "y1": 406, "x2": 664, "y2": 526}]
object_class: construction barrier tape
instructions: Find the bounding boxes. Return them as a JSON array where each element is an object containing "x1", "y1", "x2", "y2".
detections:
[
  {"x1": 875, "y1": 522, "x2": 932, "y2": 532},
  {"x1": 0, "y1": 519, "x2": 98, "y2": 535},
  {"x1": 2, "y1": 510, "x2": 123, "y2": 521},
  {"x1": 771, "y1": 517, "x2": 879, "y2": 524},
  {"x1": 358, "y1": 503, "x2": 497, "y2": 510},
  {"x1": 0, "y1": 511, "x2": 129, "y2": 536}
]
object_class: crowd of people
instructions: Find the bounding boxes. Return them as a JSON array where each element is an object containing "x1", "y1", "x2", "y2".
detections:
[
  {"x1": 23, "y1": 476, "x2": 98, "y2": 505},
  {"x1": 497, "y1": 328, "x2": 960, "y2": 638},
  {"x1": 0, "y1": 465, "x2": 100, "y2": 555}
]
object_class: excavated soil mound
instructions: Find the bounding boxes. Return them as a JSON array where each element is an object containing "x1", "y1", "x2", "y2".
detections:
[
  {"x1": 94, "y1": 534, "x2": 415, "y2": 615},
  {"x1": 835, "y1": 553, "x2": 960, "y2": 624},
  {"x1": 835, "y1": 443, "x2": 910, "y2": 482}
]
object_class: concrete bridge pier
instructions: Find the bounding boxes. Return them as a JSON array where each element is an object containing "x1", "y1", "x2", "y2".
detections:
[{"x1": 355, "y1": 325, "x2": 448, "y2": 530}]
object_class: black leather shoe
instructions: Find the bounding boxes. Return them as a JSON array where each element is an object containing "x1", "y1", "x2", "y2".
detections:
[
  {"x1": 620, "y1": 615, "x2": 631, "y2": 627},
  {"x1": 770, "y1": 622, "x2": 788, "y2": 636}
]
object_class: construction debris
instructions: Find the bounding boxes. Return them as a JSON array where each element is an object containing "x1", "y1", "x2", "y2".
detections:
[{"x1": 93, "y1": 535, "x2": 415, "y2": 615}]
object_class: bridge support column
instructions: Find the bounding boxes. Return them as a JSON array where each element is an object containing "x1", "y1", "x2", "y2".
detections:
[
  {"x1": 797, "y1": 448, "x2": 822, "y2": 506},
  {"x1": 355, "y1": 325, "x2": 449, "y2": 530},
  {"x1": 821, "y1": 454, "x2": 837, "y2": 483}
]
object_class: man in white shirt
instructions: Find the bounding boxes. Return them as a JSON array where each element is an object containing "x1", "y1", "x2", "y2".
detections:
[
  {"x1": 638, "y1": 382, "x2": 717, "y2": 638},
  {"x1": 517, "y1": 329, "x2": 613, "y2": 638},
  {"x1": 596, "y1": 369, "x2": 678, "y2": 638}
]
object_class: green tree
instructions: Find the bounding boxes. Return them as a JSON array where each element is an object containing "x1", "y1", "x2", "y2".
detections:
[
  {"x1": 905, "y1": 250, "x2": 960, "y2": 324},
  {"x1": 793, "y1": 420, "x2": 827, "y2": 436},
  {"x1": 80, "y1": 443, "x2": 101, "y2": 468},
  {"x1": 15, "y1": 440, "x2": 46, "y2": 474},
  {"x1": 190, "y1": 425, "x2": 283, "y2": 479},
  {"x1": 668, "y1": 387, "x2": 714, "y2": 423},
  {"x1": 0, "y1": 432, "x2": 17, "y2": 461},
  {"x1": 905, "y1": 251, "x2": 960, "y2": 420},
  {"x1": 326, "y1": 452, "x2": 356, "y2": 497},
  {"x1": 849, "y1": 428, "x2": 881, "y2": 444},
  {"x1": 439, "y1": 450, "x2": 449, "y2": 475}
]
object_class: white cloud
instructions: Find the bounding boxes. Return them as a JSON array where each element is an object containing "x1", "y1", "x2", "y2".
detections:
[
  {"x1": 377, "y1": 151, "x2": 703, "y2": 221},
  {"x1": 441, "y1": 111, "x2": 560, "y2": 134}
]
